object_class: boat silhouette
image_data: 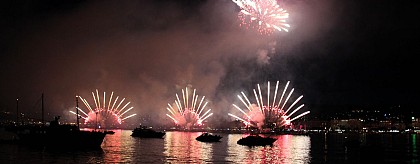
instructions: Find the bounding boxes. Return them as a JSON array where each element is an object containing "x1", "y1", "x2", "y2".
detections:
[
  {"x1": 104, "y1": 130, "x2": 115, "y2": 135},
  {"x1": 196, "y1": 132, "x2": 222, "y2": 142},
  {"x1": 13, "y1": 116, "x2": 106, "y2": 150},
  {"x1": 131, "y1": 126, "x2": 166, "y2": 138},
  {"x1": 9, "y1": 94, "x2": 107, "y2": 150},
  {"x1": 237, "y1": 135, "x2": 277, "y2": 147}
]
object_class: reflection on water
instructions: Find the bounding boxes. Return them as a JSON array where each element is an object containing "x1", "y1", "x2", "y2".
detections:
[
  {"x1": 162, "y1": 132, "x2": 311, "y2": 163},
  {"x1": 3, "y1": 130, "x2": 419, "y2": 163},
  {"x1": 100, "y1": 129, "x2": 131, "y2": 163},
  {"x1": 164, "y1": 132, "x2": 210, "y2": 163},
  {"x1": 226, "y1": 134, "x2": 247, "y2": 162},
  {"x1": 93, "y1": 131, "x2": 312, "y2": 163},
  {"x1": 227, "y1": 134, "x2": 311, "y2": 164},
  {"x1": 101, "y1": 129, "x2": 166, "y2": 163},
  {"x1": 310, "y1": 132, "x2": 420, "y2": 164}
]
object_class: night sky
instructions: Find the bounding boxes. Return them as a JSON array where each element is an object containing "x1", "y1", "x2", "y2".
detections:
[{"x1": 1, "y1": 0, "x2": 419, "y2": 125}]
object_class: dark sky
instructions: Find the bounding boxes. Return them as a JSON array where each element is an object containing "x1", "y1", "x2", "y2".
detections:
[{"x1": 0, "y1": 0, "x2": 419, "y2": 125}]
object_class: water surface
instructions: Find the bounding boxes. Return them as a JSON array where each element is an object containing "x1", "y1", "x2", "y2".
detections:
[{"x1": 1, "y1": 130, "x2": 419, "y2": 163}]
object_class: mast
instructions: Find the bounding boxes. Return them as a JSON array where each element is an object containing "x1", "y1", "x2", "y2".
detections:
[
  {"x1": 42, "y1": 93, "x2": 44, "y2": 125},
  {"x1": 16, "y1": 98, "x2": 19, "y2": 123},
  {"x1": 76, "y1": 95, "x2": 80, "y2": 129}
]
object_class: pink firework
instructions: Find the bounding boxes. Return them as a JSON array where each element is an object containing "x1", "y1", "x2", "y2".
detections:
[
  {"x1": 166, "y1": 87, "x2": 213, "y2": 129},
  {"x1": 232, "y1": 0, "x2": 290, "y2": 35},
  {"x1": 70, "y1": 89, "x2": 137, "y2": 126},
  {"x1": 229, "y1": 81, "x2": 310, "y2": 129}
]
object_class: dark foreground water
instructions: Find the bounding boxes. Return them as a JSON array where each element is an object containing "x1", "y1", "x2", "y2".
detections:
[{"x1": 1, "y1": 130, "x2": 419, "y2": 163}]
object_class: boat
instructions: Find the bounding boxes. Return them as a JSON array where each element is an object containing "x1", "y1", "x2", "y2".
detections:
[
  {"x1": 131, "y1": 126, "x2": 166, "y2": 138},
  {"x1": 13, "y1": 116, "x2": 106, "y2": 150},
  {"x1": 196, "y1": 133, "x2": 222, "y2": 142},
  {"x1": 8, "y1": 94, "x2": 107, "y2": 150},
  {"x1": 237, "y1": 135, "x2": 277, "y2": 147},
  {"x1": 104, "y1": 130, "x2": 115, "y2": 135}
]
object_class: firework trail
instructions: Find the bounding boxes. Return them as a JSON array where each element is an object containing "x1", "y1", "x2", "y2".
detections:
[
  {"x1": 166, "y1": 87, "x2": 213, "y2": 129},
  {"x1": 232, "y1": 0, "x2": 290, "y2": 35},
  {"x1": 70, "y1": 89, "x2": 137, "y2": 125},
  {"x1": 228, "y1": 81, "x2": 310, "y2": 129}
]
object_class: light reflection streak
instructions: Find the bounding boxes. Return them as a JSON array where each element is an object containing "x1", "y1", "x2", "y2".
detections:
[
  {"x1": 412, "y1": 134, "x2": 417, "y2": 162},
  {"x1": 164, "y1": 132, "x2": 212, "y2": 163},
  {"x1": 101, "y1": 130, "x2": 124, "y2": 163},
  {"x1": 226, "y1": 134, "x2": 249, "y2": 162},
  {"x1": 235, "y1": 134, "x2": 311, "y2": 164}
]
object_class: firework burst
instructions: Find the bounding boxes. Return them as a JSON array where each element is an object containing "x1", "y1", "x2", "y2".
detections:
[
  {"x1": 70, "y1": 89, "x2": 137, "y2": 126},
  {"x1": 229, "y1": 81, "x2": 310, "y2": 129},
  {"x1": 166, "y1": 87, "x2": 213, "y2": 129},
  {"x1": 232, "y1": 0, "x2": 290, "y2": 35}
]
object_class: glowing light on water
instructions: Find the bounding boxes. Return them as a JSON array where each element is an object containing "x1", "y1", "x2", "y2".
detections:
[
  {"x1": 232, "y1": 0, "x2": 290, "y2": 35},
  {"x1": 166, "y1": 87, "x2": 213, "y2": 129},
  {"x1": 228, "y1": 81, "x2": 310, "y2": 129},
  {"x1": 70, "y1": 89, "x2": 137, "y2": 124}
]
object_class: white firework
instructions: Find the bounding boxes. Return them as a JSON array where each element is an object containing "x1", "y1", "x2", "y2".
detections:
[
  {"x1": 70, "y1": 89, "x2": 137, "y2": 125},
  {"x1": 232, "y1": 0, "x2": 290, "y2": 35},
  {"x1": 229, "y1": 81, "x2": 310, "y2": 129}
]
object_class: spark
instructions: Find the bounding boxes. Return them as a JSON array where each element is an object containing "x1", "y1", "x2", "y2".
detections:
[
  {"x1": 228, "y1": 113, "x2": 253, "y2": 126},
  {"x1": 166, "y1": 114, "x2": 178, "y2": 123},
  {"x1": 232, "y1": 0, "x2": 290, "y2": 35},
  {"x1": 121, "y1": 113, "x2": 137, "y2": 121},
  {"x1": 70, "y1": 111, "x2": 87, "y2": 120},
  {"x1": 76, "y1": 107, "x2": 89, "y2": 117}
]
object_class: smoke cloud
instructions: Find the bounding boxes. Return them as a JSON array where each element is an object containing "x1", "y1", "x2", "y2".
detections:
[{"x1": 0, "y1": 0, "x2": 338, "y2": 127}]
